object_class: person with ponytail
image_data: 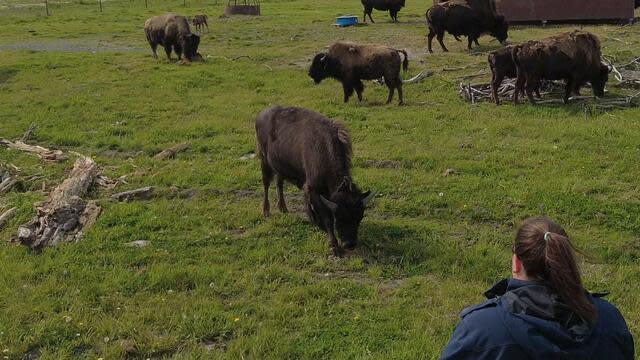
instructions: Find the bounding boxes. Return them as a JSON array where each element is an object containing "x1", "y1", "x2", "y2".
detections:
[{"x1": 440, "y1": 216, "x2": 634, "y2": 359}]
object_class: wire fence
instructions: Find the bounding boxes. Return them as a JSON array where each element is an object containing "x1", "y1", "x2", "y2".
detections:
[{"x1": 0, "y1": 0, "x2": 223, "y2": 16}]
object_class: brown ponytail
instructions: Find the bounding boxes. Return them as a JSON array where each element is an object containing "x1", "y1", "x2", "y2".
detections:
[{"x1": 513, "y1": 217, "x2": 596, "y2": 323}]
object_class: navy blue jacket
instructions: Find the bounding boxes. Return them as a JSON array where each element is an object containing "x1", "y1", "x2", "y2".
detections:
[{"x1": 440, "y1": 279, "x2": 634, "y2": 360}]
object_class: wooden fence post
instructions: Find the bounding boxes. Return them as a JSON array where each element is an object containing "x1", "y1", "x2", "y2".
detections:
[{"x1": 45, "y1": 0, "x2": 49, "y2": 15}]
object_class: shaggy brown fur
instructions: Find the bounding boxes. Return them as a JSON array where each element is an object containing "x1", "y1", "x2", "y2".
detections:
[
  {"x1": 308, "y1": 41, "x2": 409, "y2": 105},
  {"x1": 144, "y1": 13, "x2": 201, "y2": 61},
  {"x1": 255, "y1": 106, "x2": 373, "y2": 256},
  {"x1": 512, "y1": 30, "x2": 610, "y2": 104},
  {"x1": 488, "y1": 45, "x2": 540, "y2": 105}
]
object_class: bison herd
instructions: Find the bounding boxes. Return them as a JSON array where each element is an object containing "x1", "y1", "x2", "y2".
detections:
[{"x1": 142, "y1": 0, "x2": 615, "y2": 255}]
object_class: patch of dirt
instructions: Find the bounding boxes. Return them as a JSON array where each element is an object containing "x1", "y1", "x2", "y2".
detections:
[
  {"x1": 360, "y1": 159, "x2": 403, "y2": 169},
  {"x1": 0, "y1": 40, "x2": 144, "y2": 53},
  {"x1": 313, "y1": 271, "x2": 405, "y2": 292},
  {"x1": 99, "y1": 149, "x2": 143, "y2": 159},
  {"x1": 202, "y1": 331, "x2": 234, "y2": 352}
]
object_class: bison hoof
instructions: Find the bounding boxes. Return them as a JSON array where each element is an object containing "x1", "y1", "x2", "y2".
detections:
[{"x1": 330, "y1": 247, "x2": 345, "y2": 257}]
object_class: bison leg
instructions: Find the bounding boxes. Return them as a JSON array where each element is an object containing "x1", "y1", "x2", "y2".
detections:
[
  {"x1": 427, "y1": 29, "x2": 436, "y2": 53},
  {"x1": 396, "y1": 82, "x2": 404, "y2": 105},
  {"x1": 204, "y1": 22, "x2": 209, "y2": 33},
  {"x1": 354, "y1": 80, "x2": 364, "y2": 102},
  {"x1": 343, "y1": 83, "x2": 355, "y2": 103},
  {"x1": 276, "y1": 175, "x2": 288, "y2": 213},
  {"x1": 174, "y1": 43, "x2": 184, "y2": 60},
  {"x1": 513, "y1": 74, "x2": 525, "y2": 104},
  {"x1": 525, "y1": 76, "x2": 539, "y2": 104},
  {"x1": 261, "y1": 162, "x2": 273, "y2": 217},
  {"x1": 491, "y1": 73, "x2": 503, "y2": 105},
  {"x1": 149, "y1": 43, "x2": 158, "y2": 59},
  {"x1": 163, "y1": 44, "x2": 172, "y2": 61},
  {"x1": 368, "y1": 9, "x2": 375, "y2": 23},
  {"x1": 436, "y1": 32, "x2": 448, "y2": 52},
  {"x1": 474, "y1": 38, "x2": 480, "y2": 46},
  {"x1": 563, "y1": 77, "x2": 573, "y2": 104},
  {"x1": 385, "y1": 83, "x2": 395, "y2": 104},
  {"x1": 389, "y1": 10, "x2": 398, "y2": 22}
]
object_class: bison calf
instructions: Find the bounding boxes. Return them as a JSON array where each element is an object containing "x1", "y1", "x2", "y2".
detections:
[
  {"x1": 361, "y1": 0, "x2": 406, "y2": 23},
  {"x1": 426, "y1": 0, "x2": 508, "y2": 52},
  {"x1": 256, "y1": 106, "x2": 374, "y2": 256},
  {"x1": 488, "y1": 45, "x2": 539, "y2": 105},
  {"x1": 512, "y1": 30, "x2": 610, "y2": 104},
  {"x1": 192, "y1": 14, "x2": 208, "y2": 33},
  {"x1": 144, "y1": 13, "x2": 202, "y2": 62},
  {"x1": 309, "y1": 42, "x2": 408, "y2": 105}
]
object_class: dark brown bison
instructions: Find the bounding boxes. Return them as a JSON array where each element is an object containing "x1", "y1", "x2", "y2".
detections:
[
  {"x1": 256, "y1": 106, "x2": 374, "y2": 256},
  {"x1": 192, "y1": 14, "x2": 208, "y2": 33},
  {"x1": 488, "y1": 45, "x2": 540, "y2": 105},
  {"x1": 361, "y1": 0, "x2": 406, "y2": 23},
  {"x1": 308, "y1": 42, "x2": 408, "y2": 105},
  {"x1": 426, "y1": 0, "x2": 508, "y2": 52},
  {"x1": 512, "y1": 30, "x2": 611, "y2": 104},
  {"x1": 144, "y1": 13, "x2": 202, "y2": 61}
]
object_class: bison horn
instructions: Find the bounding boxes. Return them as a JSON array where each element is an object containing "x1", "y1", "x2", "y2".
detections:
[
  {"x1": 319, "y1": 195, "x2": 338, "y2": 212},
  {"x1": 361, "y1": 191, "x2": 375, "y2": 206}
]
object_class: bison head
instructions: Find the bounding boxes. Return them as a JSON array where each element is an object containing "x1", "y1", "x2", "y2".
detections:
[
  {"x1": 591, "y1": 63, "x2": 611, "y2": 97},
  {"x1": 182, "y1": 33, "x2": 201, "y2": 61},
  {"x1": 491, "y1": 16, "x2": 509, "y2": 45},
  {"x1": 319, "y1": 177, "x2": 375, "y2": 250},
  {"x1": 309, "y1": 53, "x2": 330, "y2": 84}
]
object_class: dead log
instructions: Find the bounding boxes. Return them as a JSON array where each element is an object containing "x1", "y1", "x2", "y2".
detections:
[
  {"x1": 0, "y1": 176, "x2": 17, "y2": 194},
  {"x1": 403, "y1": 71, "x2": 434, "y2": 84},
  {"x1": 21, "y1": 123, "x2": 37, "y2": 142},
  {"x1": 153, "y1": 143, "x2": 189, "y2": 160},
  {"x1": 111, "y1": 186, "x2": 154, "y2": 202},
  {"x1": 0, "y1": 139, "x2": 66, "y2": 162},
  {"x1": 0, "y1": 207, "x2": 16, "y2": 230},
  {"x1": 17, "y1": 156, "x2": 100, "y2": 250}
]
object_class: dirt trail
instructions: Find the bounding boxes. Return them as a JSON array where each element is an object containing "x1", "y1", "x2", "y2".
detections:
[{"x1": 0, "y1": 39, "x2": 144, "y2": 53}]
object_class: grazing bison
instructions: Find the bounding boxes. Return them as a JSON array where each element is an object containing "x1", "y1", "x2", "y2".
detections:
[
  {"x1": 361, "y1": 0, "x2": 406, "y2": 23},
  {"x1": 488, "y1": 45, "x2": 540, "y2": 105},
  {"x1": 512, "y1": 30, "x2": 610, "y2": 104},
  {"x1": 192, "y1": 14, "x2": 209, "y2": 33},
  {"x1": 144, "y1": 13, "x2": 202, "y2": 61},
  {"x1": 256, "y1": 106, "x2": 375, "y2": 256},
  {"x1": 426, "y1": 0, "x2": 508, "y2": 52},
  {"x1": 309, "y1": 42, "x2": 408, "y2": 105}
]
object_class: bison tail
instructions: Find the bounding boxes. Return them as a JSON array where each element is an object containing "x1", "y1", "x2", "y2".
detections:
[{"x1": 397, "y1": 49, "x2": 409, "y2": 71}]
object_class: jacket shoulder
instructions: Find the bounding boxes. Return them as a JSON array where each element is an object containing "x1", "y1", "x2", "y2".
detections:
[{"x1": 460, "y1": 298, "x2": 499, "y2": 319}]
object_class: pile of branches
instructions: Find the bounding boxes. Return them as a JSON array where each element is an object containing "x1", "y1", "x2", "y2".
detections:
[{"x1": 459, "y1": 57, "x2": 640, "y2": 110}]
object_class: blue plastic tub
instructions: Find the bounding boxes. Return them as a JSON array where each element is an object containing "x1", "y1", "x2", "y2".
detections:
[{"x1": 335, "y1": 15, "x2": 358, "y2": 27}]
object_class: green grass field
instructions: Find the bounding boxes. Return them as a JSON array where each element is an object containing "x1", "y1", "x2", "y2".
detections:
[{"x1": 0, "y1": 0, "x2": 639, "y2": 358}]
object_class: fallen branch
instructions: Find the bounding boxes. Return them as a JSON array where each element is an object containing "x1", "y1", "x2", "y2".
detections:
[
  {"x1": 0, "y1": 176, "x2": 17, "y2": 194},
  {"x1": 403, "y1": 70, "x2": 434, "y2": 84},
  {"x1": 21, "y1": 123, "x2": 36, "y2": 142},
  {"x1": 0, "y1": 207, "x2": 16, "y2": 230},
  {"x1": 154, "y1": 143, "x2": 189, "y2": 160},
  {"x1": 0, "y1": 139, "x2": 66, "y2": 162},
  {"x1": 111, "y1": 186, "x2": 154, "y2": 202},
  {"x1": 374, "y1": 71, "x2": 434, "y2": 86},
  {"x1": 17, "y1": 156, "x2": 100, "y2": 250}
]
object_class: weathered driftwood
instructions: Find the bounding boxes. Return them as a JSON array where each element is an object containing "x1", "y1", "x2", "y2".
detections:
[
  {"x1": 21, "y1": 123, "x2": 36, "y2": 142},
  {"x1": 374, "y1": 71, "x2": 434, "y2": 86},
  {"x1": 153, "y1": 143, "x2": 189, "y2": 160},
  {"x1": 0, "y1": 207, "x2": 16, "y2": 230},
  {"x1": 111, "y1": 186, "x2": 154, "y2": 202},
  {"x1": 0, "y1": 176, "x2": 17, "y2": 194},
  {"x1": 458, "y1": 78, "x2": 640, "y2": 110},
  {"x1": 0, "y1": 139, "x2": 66, "y2": 162},
  {"x1": 17, "y1": 156, "x2": 101, "y2": 250}
]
